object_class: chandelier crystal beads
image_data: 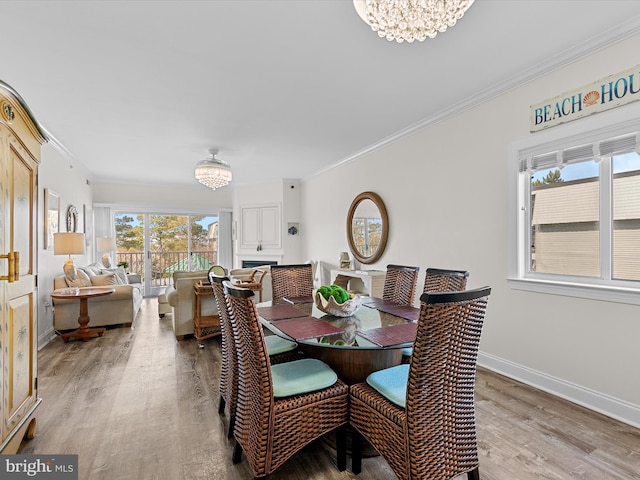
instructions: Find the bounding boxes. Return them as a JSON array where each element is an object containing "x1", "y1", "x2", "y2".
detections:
[
  {"x1": 195, "y1": 149, "x2": 232, "y2": 190},
  {"x1": 353, "y1": 0, "x2": 474, "y2": 43}
]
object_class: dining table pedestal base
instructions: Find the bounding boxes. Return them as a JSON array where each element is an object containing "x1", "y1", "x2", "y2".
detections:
[{"x1": 297, "y1": 344, "x2": 404, "y2": 458}]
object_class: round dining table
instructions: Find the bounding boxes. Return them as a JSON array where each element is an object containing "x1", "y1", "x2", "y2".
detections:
[
  {"x1": 258, "y1": 297, "x2": 417, "y2": 384},
  {"x1": 258, "y1": 296, "x2": 419, "y2": 457}
]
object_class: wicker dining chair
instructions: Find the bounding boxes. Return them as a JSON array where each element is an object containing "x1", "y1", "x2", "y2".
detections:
[
  {"x1": 382, "y1": 264, "x2": 420, "y2": 306},
  {"x1": 270, "y1": 263, "x2": 314, "y2": 305},
  {"x1": 401, "y1": 268, "x2": 471, "y2": 364},
  {"x1": 209, "y1": 272, "x2": 299, "y2": 439},
  {"x1": 222, "y1": 280, "x2": 349, "y2": 478},
  {"x1": 350, "y1": 287, "x2": 492, "y2": 480},
  {"x1": 423, "y1": 267, "x2": 469, "y2": 294}
]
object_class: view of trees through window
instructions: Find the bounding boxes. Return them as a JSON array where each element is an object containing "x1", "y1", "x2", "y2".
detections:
[{"x1": 115, "y1": 213, "x2": 218, "y2": 283}]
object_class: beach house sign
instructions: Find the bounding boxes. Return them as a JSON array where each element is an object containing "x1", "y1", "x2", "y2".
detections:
[{"x1": 530, "y1": 64, "x2": 640, "y2": 132}]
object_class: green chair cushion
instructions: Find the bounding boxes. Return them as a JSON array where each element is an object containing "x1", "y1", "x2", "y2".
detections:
[
  {"x1": 366, "y1": 364, "x2": 409, "y2": 408},
  {"x1": 271, "y1": 358, "x2": 338, "y2": 398},
  {"x1": 265, "y1": 335, "x2": 298, "y2": 356}
]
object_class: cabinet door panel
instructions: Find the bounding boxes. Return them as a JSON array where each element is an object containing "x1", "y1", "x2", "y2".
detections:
[
  {"x1": 6, "y1": 293, "x2": 34, "y2": 428},
  {"x1": 11, "y1": 146, "x2": 34, "y2": 275},
  {"x1": 241, "y1": 208, "x2": 261, "y2": 246},
  {"x1": 260, "y1": 206, "x2": 280, "y2": 247}
]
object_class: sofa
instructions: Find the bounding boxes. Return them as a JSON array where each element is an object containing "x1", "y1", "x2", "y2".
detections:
[{"x1": 52, "y1": 262, "x2": 143, "y2": 331}]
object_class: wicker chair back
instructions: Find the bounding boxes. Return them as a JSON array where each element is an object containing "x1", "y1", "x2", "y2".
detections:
[
  {"x1": 270, "y1": 264, "x2": 314, "y2": 305},
  {"x1": 209, "y1": 272, "x2": 237, "y2": 438},
  {"x1": 423, "y1": 267, "x2": 469, "y2": 293},
  {"x1": 223, "y1": 280, "x2": 349, "y2": 477},
  {"x1": 382, "y1": 264, "x2": 419, "y2": 306},
  {"x1": 350, "y1": 287, "x2": 491, "y2": 480}
]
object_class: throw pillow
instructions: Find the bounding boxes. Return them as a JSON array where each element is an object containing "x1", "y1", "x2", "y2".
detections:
[
  {"x1": 114, "y1": 266, "x2": 129, "y2": 284},
  {"x1": 91, "y1": 273, "x2": 118, "y2": 286},
  {"x1": 65, "y1": 268, "x2": 91, "y2": 288},
  {"x1": 84, "y1": 262, "x2": 104, "y2": 276},
  {"x1": 101, "y1": 267, "x2": 128, "y2": 285}
]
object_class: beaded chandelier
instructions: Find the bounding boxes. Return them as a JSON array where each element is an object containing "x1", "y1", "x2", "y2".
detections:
[
  {"x1": 353, "y1": 0, "x2": 475, "y2": 43},
  {"x1": 195, "y1": 149, "x2": 232, "y2": 190}
]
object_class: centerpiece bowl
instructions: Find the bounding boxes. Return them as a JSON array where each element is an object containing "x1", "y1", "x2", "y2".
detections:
[{"x1": 314, "y1": 289, "x2": 362, "y2": 317}]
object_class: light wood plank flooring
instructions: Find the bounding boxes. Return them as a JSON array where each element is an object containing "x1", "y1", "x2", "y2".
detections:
[{"x1": 20, "y1": 299, "x2": 640, "y2": 479}]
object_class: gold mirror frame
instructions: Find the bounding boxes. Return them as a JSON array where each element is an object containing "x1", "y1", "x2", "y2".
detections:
[{"x1": 346, "y1": 191, "x2": 389, "y2": 265}]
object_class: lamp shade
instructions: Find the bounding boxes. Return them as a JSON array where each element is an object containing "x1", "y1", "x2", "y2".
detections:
[
  {"x1": 96, "y1": 237, "x2": 116, "y2": 252},
  {"x1": 53, "y1": 232, "x2": 86, "y2": 256}
]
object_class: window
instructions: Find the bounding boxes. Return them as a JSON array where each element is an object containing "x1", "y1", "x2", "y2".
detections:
[
  {"x1": 510, "y1": 119, "x2": 640, "y2": 304},
  {"x1": 114, "y1": 212, "x2": 219, "y2": 296}
]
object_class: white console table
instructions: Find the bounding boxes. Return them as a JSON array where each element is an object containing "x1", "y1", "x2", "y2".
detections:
[{"x1": 330, "y1": 269, "x2": 386, "y2": 298}]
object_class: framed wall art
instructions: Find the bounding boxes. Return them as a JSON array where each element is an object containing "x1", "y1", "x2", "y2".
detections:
[{"x1": 44, "y1": 188, "x2": 60, "y2": 249}]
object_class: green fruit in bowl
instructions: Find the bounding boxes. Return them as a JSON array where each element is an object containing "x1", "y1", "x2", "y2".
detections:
[{"x1": 317, "y1": 285, "x2": 350, "y2": 304}]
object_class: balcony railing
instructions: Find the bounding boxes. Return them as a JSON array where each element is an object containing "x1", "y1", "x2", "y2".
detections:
[{"x1": 115, "y1": 250, "x2": 217, "y2": 288}]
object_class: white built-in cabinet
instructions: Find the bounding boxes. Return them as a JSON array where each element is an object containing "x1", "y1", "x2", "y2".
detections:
[{"x1": 240, "y1": 204, "x2": 281, "y2": 251}]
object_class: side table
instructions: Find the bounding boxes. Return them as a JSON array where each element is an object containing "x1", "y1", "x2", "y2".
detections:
[
  {"x1": 50, "y1": 287, "x2": 115, "y2": 342},
  {"x1": 193, "y1": 281, "x2": 221, "y2": 344}
]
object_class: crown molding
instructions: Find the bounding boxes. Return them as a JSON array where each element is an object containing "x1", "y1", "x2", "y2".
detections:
[{"x1": 306, "y1": 14, "x2": 640, "y2": 181}]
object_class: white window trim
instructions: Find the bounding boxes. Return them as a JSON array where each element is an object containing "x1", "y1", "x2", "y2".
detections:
[{"x1": 508, "y1": 106, "x2": 640, "y2": 305}]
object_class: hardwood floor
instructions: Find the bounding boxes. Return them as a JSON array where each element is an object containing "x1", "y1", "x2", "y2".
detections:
[{"x1": 21, "y1": 299, "x2": 640, "y2": 480}]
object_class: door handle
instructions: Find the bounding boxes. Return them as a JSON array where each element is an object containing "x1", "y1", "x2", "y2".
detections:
[{"x1": 0, "y1": 251, "x2": 19, "y2": 282}]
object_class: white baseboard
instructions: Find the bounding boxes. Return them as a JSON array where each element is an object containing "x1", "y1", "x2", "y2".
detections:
[
  {"x1": 37, "y1": 325, "x2": 57, "y2": 351},
  {"x1": 478, "y1": 352, "x2": 640, "y2": 429}
]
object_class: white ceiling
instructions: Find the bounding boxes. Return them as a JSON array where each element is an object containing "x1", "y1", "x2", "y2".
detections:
[{"x1": 2, "y1": 1, "x2": 640, "y2": 188}]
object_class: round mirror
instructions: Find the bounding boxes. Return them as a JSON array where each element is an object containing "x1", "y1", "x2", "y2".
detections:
[{"x1": 346, "y1": 192, "x2": 388, "y2": 264}]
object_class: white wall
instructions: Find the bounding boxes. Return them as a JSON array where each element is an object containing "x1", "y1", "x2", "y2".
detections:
[
  {"x1": 38, "y1": 144, "x2": 93, "y2": 348},
  {"x1": 232, "y1": 180, "x2": 305, "y2": 268},
  {"x1": 93, "y1": 182, "x2": 233, "y2": 212},
  {"x1": 300, "y1": 34, "x2": 640, "y2": 426},
  {"x1": 281, "y1": 178, "x2": 302, "y2": 264}
]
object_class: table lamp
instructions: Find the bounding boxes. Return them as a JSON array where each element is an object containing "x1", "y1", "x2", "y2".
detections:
[
  {"x1": 54, "y1": 232, "x2": 86, "y2": 279},
  {"x1": 96, "y1": 236, "x2": 116, "y2": 268}
]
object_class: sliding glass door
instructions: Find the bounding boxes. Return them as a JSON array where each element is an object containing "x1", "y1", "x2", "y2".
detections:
[{"x1": 114, "y1": 213, "x2": 219, "y2": 296}]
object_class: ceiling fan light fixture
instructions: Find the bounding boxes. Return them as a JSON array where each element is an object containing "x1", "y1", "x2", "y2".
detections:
[
  {"x1": 195, "y1": 148, "x2": 232, "y2": 190},
  {"x1": 353, "y1": 0, "x2": 474, "y2": 43}
]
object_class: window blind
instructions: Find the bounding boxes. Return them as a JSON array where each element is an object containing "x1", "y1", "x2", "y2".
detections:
[{"x1": 519, "y1": 132, "x2": 639, "y2": 173}]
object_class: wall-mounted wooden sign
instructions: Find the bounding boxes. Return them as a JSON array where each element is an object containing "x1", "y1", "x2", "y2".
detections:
[{"x1": 530, "y1": 64, "x2": 640, "y2": 132}]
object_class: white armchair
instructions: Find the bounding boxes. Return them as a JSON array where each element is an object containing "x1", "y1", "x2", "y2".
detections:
[{"x1": 165, "y1": 270, "x2": 219, "y2": 340}]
